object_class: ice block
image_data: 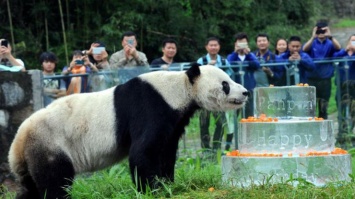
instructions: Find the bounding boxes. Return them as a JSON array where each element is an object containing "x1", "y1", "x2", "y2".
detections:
[
  {"x1": 238, "y1": 120, "x2": 335, "y2": 154},
  {"x1": 222, "y1": 86, "x2": 352, "y2": 188},
  {"x1": 254, "y1": 86, "x2": 316, "y2": 118},
  {"x1": 222, "y1": 155, "x2": 352, "y2": 187}
]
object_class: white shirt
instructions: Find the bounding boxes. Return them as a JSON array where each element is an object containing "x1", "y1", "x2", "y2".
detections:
[{"x1": 238, "y1": 54, "x2": 246, "y2": 61}]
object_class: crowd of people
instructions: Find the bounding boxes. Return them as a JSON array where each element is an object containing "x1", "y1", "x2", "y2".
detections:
[{"x1": 1, "y1": 20, "x2": 355, "y2": 150}]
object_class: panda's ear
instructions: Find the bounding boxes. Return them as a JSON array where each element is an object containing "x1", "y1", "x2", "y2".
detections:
[{"x1": 186, "y1": 62, "x2": 201, "y2": 85}]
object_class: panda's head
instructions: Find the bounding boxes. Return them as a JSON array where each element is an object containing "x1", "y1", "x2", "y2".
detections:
[{"x1": 186, "y1": 63, "x2": 248, "y2": 111}]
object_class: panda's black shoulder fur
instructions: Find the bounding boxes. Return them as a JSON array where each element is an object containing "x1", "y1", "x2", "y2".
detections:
[
  {"x1": 112, "y1": 77, "x2": 199, "y2": 153},
  {"x1": 186, "y1": 62, "x2": 201, "y2": 85}
]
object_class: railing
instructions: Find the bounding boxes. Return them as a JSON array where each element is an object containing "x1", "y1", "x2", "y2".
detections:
[{"x1": 43, "y1": 57, "x2": 355, "y2": 149}]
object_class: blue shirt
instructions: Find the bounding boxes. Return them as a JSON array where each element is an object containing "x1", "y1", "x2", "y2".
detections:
[
  {"x1": 304, "y1": 38, "x2": 338, "y2": 79},
  {"x1": 333, "y1": 49, "x2": 355, "y2": 84},
  {"x1": 227, "y1": 52, "x2": 261, "y2": 91},
  {"x1": 277, "y1": 51, "x2": 315, "y2": 83}
]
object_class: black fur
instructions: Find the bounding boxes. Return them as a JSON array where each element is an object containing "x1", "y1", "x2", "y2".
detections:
[
  {"x1": 222, "y1": 81, "x2": 230, "y2": 95},
  {"x1": 185, "y1": 62, "x2": 201, "y2": 85},
  {"x1": 113, "y1": 77, "x2": 200, "y2": 191},
  {"x1": 19, "y1": 144, "x2": 75, "y2": 199},
  {"x1": 15, "y1": 173, "x2": 40, "y2": 199}
]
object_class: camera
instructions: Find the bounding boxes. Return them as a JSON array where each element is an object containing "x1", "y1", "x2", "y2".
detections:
[
  {"x1": 238, "y1": 42, "x2": 248, "y2": 49},
  {"x1": 315, "y1": 27, "x2": 326, "y2": 35},
  {"x1": 75, "y1": 60, "x2": 84, "y2": 65},
  {"x1": 1, "y1": 39, "x2": 8, "y2": 47},
  {"x1": 93, "y1": 47, "x2": 105, "y2": 54}
]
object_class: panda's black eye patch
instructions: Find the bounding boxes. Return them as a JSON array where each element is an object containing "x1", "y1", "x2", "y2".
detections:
[{"x1": 222, "y1": 81, "x2": 230, "y2": 95}]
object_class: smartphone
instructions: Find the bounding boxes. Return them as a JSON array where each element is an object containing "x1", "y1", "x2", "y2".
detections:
[
  {"x1": 127, "y1": 39, "x2": 134, "y2": 46},
  {"x1": 75, "y1": 60, "x2": 84, "y2": 65},
  {"x1": 1, "y1": 40, "x2": 8, "y2": 47},
  {"x1": 351, "y1": 41, "x2": 355, "y2": 46},
  {"x1": 93, "y1": 47, "x2": 105, "y2": 54},
  {"x1": 238, "y1": 42, "x2": 248, "y2": 49}
]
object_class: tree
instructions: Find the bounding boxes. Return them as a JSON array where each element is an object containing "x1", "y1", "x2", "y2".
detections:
[{"x1": 0, "y1": 0, "x2": 337, "y2": 70}]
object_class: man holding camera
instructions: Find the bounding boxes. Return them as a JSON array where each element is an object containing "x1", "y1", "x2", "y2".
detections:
[
  {"x1": 109, "y1": 31, "x2": 149, "y2": 68},
  {"x1": 227, "y1": 32, "x2": 261, "y2": 118},
  {"x1": 0, "y1": 38, "x2": 25, "y2": 72},
  {"x1": 302, "y1": 20, "x2": 341, "y2": 119},
  {"x1": 62, "y1": 50, "x2": 93, "y2": 94}
]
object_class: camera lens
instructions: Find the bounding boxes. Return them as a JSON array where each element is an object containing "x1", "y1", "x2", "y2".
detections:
[{"x1": 316, "y1": 28, "x2": 326, "y2": 35}]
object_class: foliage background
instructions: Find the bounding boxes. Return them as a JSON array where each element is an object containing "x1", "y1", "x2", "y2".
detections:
[{"x1": 0, "y1": 0, "x2": 344, "y2": 70}]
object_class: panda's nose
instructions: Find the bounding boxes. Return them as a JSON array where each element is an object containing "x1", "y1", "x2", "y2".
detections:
[{"x1": 242, "y1": 91, "x2": 250, "y2": 97}]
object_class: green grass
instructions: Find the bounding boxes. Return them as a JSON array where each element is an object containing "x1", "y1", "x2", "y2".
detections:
[
  {"x1": 327, "y1": 77, "x2": 337, "y2": 114},
  {"x1": 0, "y1": 188, "x2": 15, "y2": 199},
  {"x1": 333, "y1": 19, "x2": 355, "y2": 28},
  {"x1": 66, "y1": 155, "x2": 355, "y2": 199},
  {"x1": 70, "y1": 155, "x2": 355, "y2": 199},
  {"x1": 2, "y1": 154, "x2": 355, "y2": 199}
]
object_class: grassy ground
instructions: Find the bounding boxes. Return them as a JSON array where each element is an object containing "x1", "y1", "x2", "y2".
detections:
[
  {"x1": 2, "y1": 154, "x2": 355, "y2": 199},
  {"x1": 327, "y1": 77, "x2": 337, "y2": 114},
  {"x1": 66, "y1": 156, "x2": 355, "y2": 199}
]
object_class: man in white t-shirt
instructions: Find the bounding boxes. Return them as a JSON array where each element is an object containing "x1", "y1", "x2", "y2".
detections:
[{"x1": 0, "y1": 38, "x2": 25, "y2": 72}]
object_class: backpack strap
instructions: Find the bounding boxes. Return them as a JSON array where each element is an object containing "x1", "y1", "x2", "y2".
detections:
[
  {"x1": 203, "y1": 55, "x2": 226, "y2": 65},
  {"x1": 202, "y1": 56, "x2": 208, "y2": 65},
  {"x1": 220, "y1": 57, "x2": 226, "y2": 66}
]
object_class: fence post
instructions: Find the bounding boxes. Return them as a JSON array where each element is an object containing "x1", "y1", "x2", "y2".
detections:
[
  {"x1": 294, "y1": 61, "x2": 300, "y2": 84},
  {"x1": 334, "y1": 61, "x2": 343, "y2": 138}
]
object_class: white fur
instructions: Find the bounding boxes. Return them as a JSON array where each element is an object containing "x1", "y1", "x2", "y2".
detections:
[
  {"x1": 139, "y1": 71, "x2": 192, "y2": 110},
  {"x1": 9, "y1": 88, "x2": 119, "y2": 174}
]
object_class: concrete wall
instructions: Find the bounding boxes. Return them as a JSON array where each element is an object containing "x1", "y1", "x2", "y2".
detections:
[{"x1": 0, "y1": 70, "x2": 43, "y2": 183}]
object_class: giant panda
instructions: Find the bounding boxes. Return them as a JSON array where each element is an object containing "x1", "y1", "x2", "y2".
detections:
[{"x1": 8, "y1": 63, "x2": 248, "y2": 199}]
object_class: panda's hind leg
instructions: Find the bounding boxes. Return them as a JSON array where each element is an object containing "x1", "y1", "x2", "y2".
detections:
[
  {"x1": 27, "y1": 147, "x2": 75, "y2": 199},
  {"x1": 15, "y1": 172, "x2": 40, "y2": 199}
]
